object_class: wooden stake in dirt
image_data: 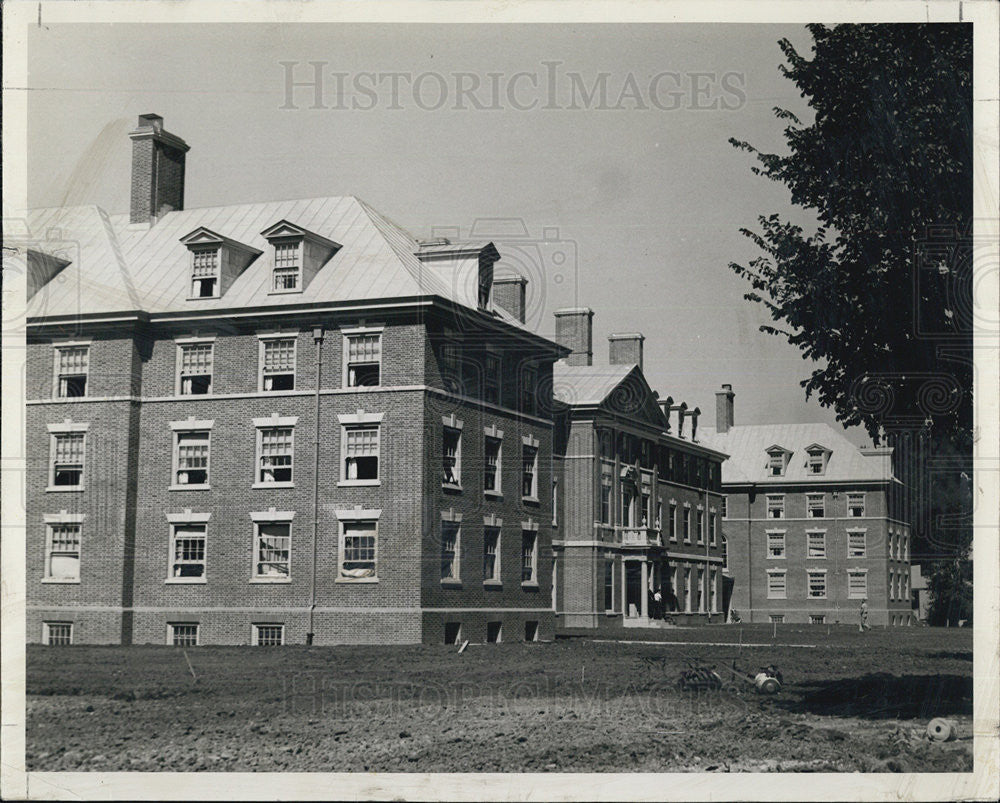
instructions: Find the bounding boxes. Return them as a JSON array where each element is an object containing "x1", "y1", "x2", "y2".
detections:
[
  {"x1": 772, "y1": 621, "x2": 777, "y2": 639},
  {"x1": 182, "y1": 649, "x2": 197, "y2": 683}
]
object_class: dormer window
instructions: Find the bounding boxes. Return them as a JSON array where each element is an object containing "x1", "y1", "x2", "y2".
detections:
[
  {"x1": 805, "y1": 444, "x2": 832, "y2": 475},
  {"x1": 191, "y1": 248, "x2": 220, "y2": 297},
  {"x1": 260, "y1": 220, "x2": 341, "y2": 296},
  {"x1": 766, "y1": 447, "x2": 791, "y2": 477},
  {"x1": 180, "y1": 227, "x2": 261, "y2": 300},
  {"x1": 272, "y1": 241, "x2": 301, "y2": 292}
]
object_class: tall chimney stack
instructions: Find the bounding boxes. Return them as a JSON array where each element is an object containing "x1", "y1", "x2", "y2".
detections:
[
  {"x1": 715, "y1": 383, "x2": 735, "y2": 433},
  {"x1": 129, "y1": 114, "x2": 190, "y2": 225},
  {"x1": 608, "y1": 333, "x2": 644, "y2": 372},
  {"x1": 493, "y1": 274, "x2": 528, "y2": 323},
  {"x1": 554, "y1": 308, "x2": 594, "y2": 366},
  {"x1": 672, "y1": 401, "x2": 688, "y2": 438}
]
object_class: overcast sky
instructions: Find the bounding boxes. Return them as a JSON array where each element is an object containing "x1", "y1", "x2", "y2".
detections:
[{"x1": 25, "y1": 22, "x2": 868, "y2": 444}]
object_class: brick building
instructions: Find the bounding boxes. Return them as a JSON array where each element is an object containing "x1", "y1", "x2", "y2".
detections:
[
  {"x1": 26, "y1": 114, "x2": 565, "y2": 646},
  {"x1": 549, "y1": 310, "x2": 727, "y2": 630},
  {"x1": 700, "y1": 386, "x2": 913, "y2": 626}
]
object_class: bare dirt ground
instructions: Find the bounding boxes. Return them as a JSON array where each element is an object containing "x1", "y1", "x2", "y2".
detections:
[{"x1": 25, "y1": 624, "x2": 973, "y2": 772}]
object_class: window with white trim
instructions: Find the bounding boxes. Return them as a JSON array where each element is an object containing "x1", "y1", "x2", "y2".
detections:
[
  {"x1": 169, "y1": 623, "x2": 199, "y2": 646},
  {"x1": 807, "y1": 493, "x2": 825, "y2": 518},
  {"x1": 903, "y1": 533, "x2": 909, "y2": 561},
  {"x1": 810, "y1": 614, "x2": 826, "y2": 625},
  {"x1": 483, "y1": 527, "x2": 500, "y2": 582},
  {"x1": 484, "y1": 353, "x2": 502, "y2": 405},
  {"x1": 769, "y1": 614, "x2": 784, "y2": 624},
  {"x1": 43, "y1": 622, "x2": 72, "y2": 645},
  {"x1": 253, "y1": 624, "x2": 285, "y2": 646},
  {"x1": 346, "y1": 332, "x2": 381, "y2": 387},
  {"x1": 767, "y1": 531, "x2": 786, "y2": 559},
  {"x1": 767, "y1": 570, "x2": 786, "y2": 599},
  {"x1": 45, "y1": 523, "x2": 81, "y2": 581},
  {"x1": 848, "y1": 570, "x2": 868, "y2": 599},
  {"x1": 260, "y1": 337, "x2": 296, "y2": 391},
  {"x1": 807, "y1": 570, "x2": 827, "y2": 598},
  {"x1": 484, "y1": 436, "x2": 501, "y2": 495},
  {"x1": 173, "y1": 430, "x2": 210, "y2": 487},
  {"x1": 191, "y1": 247, "x2": 219, "y2": 297},
  {"x1": 696, "y1": 509, "x2": 705, "y2": 543},
  {"x1": 682, "y1": 507, "x2": 691, "y2": 542},
  {"x1": 848, "y1": 530, "x2": 867, "y2": 557},
  {"x1": 51, "y1": 432, "x2": 85, "y2": 487},
  {"x1": 600, "y1": 478, "x2": 612, "y2": 525},
  {"x1": 807, "y1": 530, "x2": 826, "y2": 559},
  {"x1": 272, "y1": 241, "x2": 301, "y2": 291},
  {"x1": 443, "y1": 426, "x2": 462, "y2": 487},
  {"x1": 806, "y1": 449, "x2": 827, "y2": 475},
  {"x1": 522, "y1": 443, "x2": 538, "y2": 499},
  {"x1": 254, "y1": 521, "x2": 291, "y2": 579},
  {"x1": 668, "y1": 502, "x2": 677, "y2": 541},
  {"x1": 847, "y1": 492, "x2": 866, "y2": 517},
  {"x1": 767, "y1": 450, "x2": 788, "y2": 476},
  {"x1": 55, "y1": 346, "x2": 89, "y2": 398},
  {"x1": 553, "y1": 479, "x2": 559, "y2": 526},
  {"x1": 441, "y1": 520, "x2": 461, "y2": 581},
  {"x1": 710, "y1": 511, "x2": 718, "y2": 546},
  {"x1": 178, "y1": 342, "x2": 213, "y2": 395},
  {"x1": 766, "y1": 494, "x2": 785, "y2": 519},
  {"x1": 344, "y1": 426, "x2": 379, "y2": 481},
  {"x1": 170, "y1": 523, "x2": 206, "y2": 579},
  {"x1": 604, "y1": 558, "x2": 617, "y2": 611},
  {"x1": 521, "y1": 531, "x2": 538, "y2": 584},
  {"x1": 258, "y1": 427, "x2": 294, "y2": 484},
  {"x1": 340, "y1": 520, "x2": 377, "y2": 579}
]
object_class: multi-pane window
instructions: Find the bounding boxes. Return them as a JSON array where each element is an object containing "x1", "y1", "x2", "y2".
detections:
[
  {"x1": 191, "y1": 248, "x2": 219, "y2": 297},
  {"x1": 521, "y1": 531, "x2": 537, "y2": 583},
  {"x1": 604, "y1": 560, "x2": 616, "y2": 611},
  {"x1": 668, "y1": 503, "x2": 677, "y2": 541},
  {"x1": 808, "y1": 570, "x2": 827, "y2": 598},
  {"x1": 174, "y1": 431, "x2": 210, "y2": 486},
  {"x1": 848, "y1": 530, "x2": 867, "y2": 558},
  {"x1": 51, "y1": 433, "x2": 85, "y2": 487},
  {"x1": 340, "y1": 521, "x2": 377, "y2": 579},
  {"x1": 721, "y1": 496, "x2": 728, "y2": 518},
  {"x1": 768, "y1": 452, "x2": 786, "y2": 476},
  {"x1": 769, "y1": 614, "x2": 785, "y2": 624},
  {"x1": 710, "y1": 511, "x2": 718, "y2": 545},
  {"x1": 170, "y1": 524, "x2": 206, "y2": 579},
  {"x1": 259, "y1": 427, "x2": 293, "y2": 484},
  {"x1": 766, "y1": 495, "x2": 785, "y2": 519},
  {"x1": 344, "y1": 426, "x2": 379, "y2": 481},
  {"x1": 254, "y1": 522, "x2": 291, "y2": 579},
  {"x1": 254, "y1": 624, "x2": 285, "y2": 646},
  {"x1": 903, "y1": 534, "x2": 909, "y2": 561},
  {"x1": 169, "y1": 623, "x2": 199, "y2": 646},
  {"x1": 443, "y1": 427, "x2": 462, "y2": 486},
  {"x1": 847, "y1": 493, "x2": 866, "y2": 517},
  {"x1": 272, "y1": 242, "x2": 300, "y2": 291},
  {"x1": 483, "y1": 527, "x2": 500, "y2": 582},
  {"x1": 521, "y1": 365, "x2": 538, "y2": 415},
  {"x1": 807, "y1": 450, "x2": 826, "y2": 475},
  {"x1": 767, "y1": 570, "x2": 786, "y2": 599},
  {"x1": 807, "y1": 530, "x2": 826, "y2": 558},
  {"x1": 767, "y1": 531, "x2": 786, "y2": 558},
  {"x1": 810, "y1": 615, "x2": 826, "y2": 625},
  {"x1": 600, "y1": 480, "x2": 612, "y2": 525},
  {"x1": 807, "y1": 493, "x2": 825, "y2": 518},
  {"x1": 441, "y1": 521, "x2": 460, "y2": 581},
  {"x1": 346, "y1": 333, "x2": 381, "y2": 387},
  {"x1": 55, "y1": 346, "x2": 89, "y2": 397},
  {"x1": 45, "y1": 523, "x2": 81, "y2": 580},
  {"x1": 682, "y1": 507, "x2": 691, "y2": 542},
  {"x1": 178, "y1": 343, "x2": 213, "y2": 395},
  {"x1": 522, "y1": 444, "x2": 538, "y2": 499},
  {"x1": 696, "y1": 509, "x2": 704, "y2": 543},
  {"x1": 261, "y1": 338, "x2": 296, "y2": 391},
  {"x1": 43, "y1": 622, "x2": 72, "y2": 645},
  {"x1": 484, "y1": 354, "x2": 502, "y2": 405},
  {"x1": 484, "y1": 436, "x2": 501, "y2": 494}
]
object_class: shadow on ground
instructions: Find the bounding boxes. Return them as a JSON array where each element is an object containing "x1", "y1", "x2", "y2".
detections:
[{"x1": 779, "y1": 673, "x2": 973, "y2": 719}]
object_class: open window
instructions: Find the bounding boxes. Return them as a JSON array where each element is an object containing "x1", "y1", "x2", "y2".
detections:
[{"x1": 260, "y1": 336, "x2": 296, "y2": 391}]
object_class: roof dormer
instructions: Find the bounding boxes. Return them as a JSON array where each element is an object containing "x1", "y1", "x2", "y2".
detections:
[
  {"x1": 180, "y1": 227, "x2": 262, "y2": 299},
  {"x1": 764, "y1": 444, "x2": 793, "y2": 477},
  {"x1": 260, "y1": 220, "x2": 341, "y2": 295},
  {"x1": 804, "y1": 443, "x2": 832, "y2": 476},
  {"x1": 415, "y1": 239, "x2": 501, "y2": 313}
]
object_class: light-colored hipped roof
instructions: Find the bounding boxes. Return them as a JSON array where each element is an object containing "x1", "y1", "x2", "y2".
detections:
[
  {"x1": 552, "y1": 362, "x2": 635, "y2": 406},
  {"x1": 699, "y1": 422, "x2": 894, "y2": 485}
]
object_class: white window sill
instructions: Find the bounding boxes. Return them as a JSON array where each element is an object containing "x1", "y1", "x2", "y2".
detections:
[
  {"x1": 767, "y1": 596, "x2": 787, "y2": 600},
  {"x1": 442, "y1": 482, "x2": 463, "y2": 492},
  {"x1": 343, "y1": 384, "x2": 384, "y2": 391},
  {"x1": 186, "y1": 295, "x2": 220, "y2": 301},
  {"x1": 337, "y1": 479, "x2": 380, "y2": 487},
  {"x1": 521, "y1": 581, "x2": 539, "y2": 589},
  {"x1": 52, "y1": 396, "x2": 89, "y2": 401},
  {"x1": 267, "y1": 288, "x2": 303, "y2": 296},
  {"x1": 165, "y1": 577, "x2": 207, "y2": 584},
  {"x1": 250, "y1": 577, "x2": 292, "y2": 584},
  {"x1": 484, "y1": 490, "x2": 503, "y2": 499},
  {"x1": 253, "y1": 481, "x2": 295, "y2": 489},
  {"x1": 41, "y1": 577, "x2": 80, "y2": 584},
  {"x1": 177, "y1": 392, "x2": 214, "y2": 397},
  {"x1": 605, "y1": 610, "x2": 619, "y2": 616},
  {"x1": 767, "y1": 556, "x2": 787, "y2": 560},
  {"x1": 522, "y1": 496, "x2": 539, "y2": 504},
  {"x1": 483, "y1": 579, "x2": 503, "y2": 588},
  {"x1": 441, "y1": 579, "x2": 463, "y2": 588},
  {"x1": 169, "y1": 484, "x2": 211, "y2": 492},
  {"x1": 335, "y1": 576, "x2": 379, "y2": 584},
  {"x1": 45, "y1": 486, "x2": 84, "y2": 493}
]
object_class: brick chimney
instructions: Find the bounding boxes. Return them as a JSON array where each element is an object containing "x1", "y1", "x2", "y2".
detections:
[
  {"x1": 554, "y1": 308, "x2": 594, "y2": 366},
  {"x1": 129, "y1": 114, "x2": 190, "y2": 225},
  {"x1": 608, "y1": 333, "x2": 644, "y2": 372},
  {"x1": 493, "y1": 274, "x2": 528, "y2": 323},
  {"x1": 715, "y1": 383, "x2": 735, "y2": 433},
  {"x1": 672, "y1": 401, "x2": 688, "y2": 438}
]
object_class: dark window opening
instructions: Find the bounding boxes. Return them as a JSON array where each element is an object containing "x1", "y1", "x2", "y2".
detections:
[
  {"x1": 524, "y1": 621, "x2": 539, "y2": 642},
  {"x1": 61, "y1": 376, "x2": 87, "y2": 397},
  {"x1": 349, "y1": 362, "x2": 380, "y2": 387},
  {"x1": 444, "y1": 622, "x2": 462, "y2": 645},
  {"x1": 486, "y1": 621, "x2": 502, "y2": 643},
  {"x1": 264, "y1": 373, "x2": 295, "y2": 391}
]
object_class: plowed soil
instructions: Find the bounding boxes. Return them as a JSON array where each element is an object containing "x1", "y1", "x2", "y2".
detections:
[{"x1": 25, "y1": 624, "x2": 973, "y2": 772}]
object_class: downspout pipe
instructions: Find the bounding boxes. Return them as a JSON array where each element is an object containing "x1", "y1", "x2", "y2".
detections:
[
  {"x1": 705, "y1": 485, "x2": 711, "y2": 622},
  {"x1": 307, "y1": 326, "x2": 324, "y2": 645}
]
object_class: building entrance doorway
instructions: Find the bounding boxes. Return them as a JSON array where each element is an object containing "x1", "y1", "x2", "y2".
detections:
[{"x1": 625, "y1": 563, "x2": 643, "y2": 617}]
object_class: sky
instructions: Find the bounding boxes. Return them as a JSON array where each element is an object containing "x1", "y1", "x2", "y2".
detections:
[{"x1": 24, "y1": 22, "x2": 869, "y2": 444}]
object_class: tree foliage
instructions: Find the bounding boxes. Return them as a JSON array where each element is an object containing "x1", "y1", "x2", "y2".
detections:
[{"x1": 927, "y1": 558, "x2": 973, "y2": 626}]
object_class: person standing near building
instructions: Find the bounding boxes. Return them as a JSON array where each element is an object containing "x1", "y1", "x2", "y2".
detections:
[{"x1": 859, "y1": 599, "x2": 871, "y2": 632}]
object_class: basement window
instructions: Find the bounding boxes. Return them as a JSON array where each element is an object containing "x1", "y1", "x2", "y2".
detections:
[
  {"x1": 253, "y1": 624, "x2": 285, "y2": 646},
  {"x1": 444, "y1": 622, "x2": 462, "y2": 645},
  {"x1": 486, "y1": 621, "x2": 502, "y2": 644},
  {"x1": 524, "y1": 621, "x2": 539, "y2": 642},
  {"x1": 169, "y1": 623, "x2": 199, "y2": 646},
  {"x1": 43, "y1": 622, "x2": 73, "y2": 645}
]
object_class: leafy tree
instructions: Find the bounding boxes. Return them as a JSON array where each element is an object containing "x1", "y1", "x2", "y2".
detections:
[
  {"x1": 927, "y1": 558, "x2": 973, "y2": 626},
  {"x1": 730, "y1": 24, "x2": 973, "y2": 556}
]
